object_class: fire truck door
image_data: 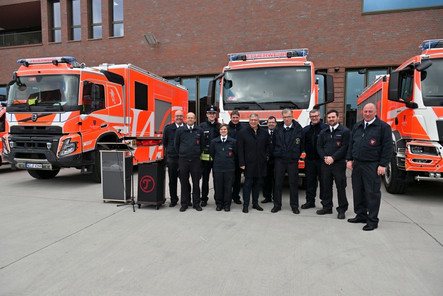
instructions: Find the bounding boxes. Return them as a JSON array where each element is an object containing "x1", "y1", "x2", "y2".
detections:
[{"x1": 80, "y1": 82, "x2": 109, "y2": 152}]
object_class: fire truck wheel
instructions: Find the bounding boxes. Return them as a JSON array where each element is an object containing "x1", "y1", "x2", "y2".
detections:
[
  {"x1": 91, "y1": 150, "x2": 101, "y2": 183},
  {"x1": 383, "y1": 155, "x2": 407, "y2": 194},
  {"x1": 27, "y1": 169, "x2": 60, "y2": 179}
]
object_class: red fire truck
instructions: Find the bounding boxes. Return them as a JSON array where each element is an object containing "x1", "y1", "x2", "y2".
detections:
[
  {"x1": 207, "y1": 49, "x2": 334, "y2": 178},
  {"x1": 357, "y1": 39, "x2": 443, "y2": 193},
  {"x1": 2, "y1": 57, "x2": 188, "y2": 181}
]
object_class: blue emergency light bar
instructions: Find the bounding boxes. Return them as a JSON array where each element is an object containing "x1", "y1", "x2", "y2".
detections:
[
  {"x1": 229, "y1": 49, "x2": 308, "y2": 61},
  {"x1": 421, "y1": 39, "x2": 443, "y2": 51},
  {"x1": 17, "y1": 56, "x2": 77, "y2": 67}
]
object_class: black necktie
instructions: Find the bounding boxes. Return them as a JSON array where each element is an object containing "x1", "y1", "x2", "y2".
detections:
[
  {"x1": 222, "y1": 138, "x2": 225, "y2": 143},
  {"x1": 364, "y1": 122, "x2": 368, "y2": 130}
]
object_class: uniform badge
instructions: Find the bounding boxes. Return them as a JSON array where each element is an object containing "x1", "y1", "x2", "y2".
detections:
[
  {"x1": 296, "y1": 138, "x2": 300, "y2": 144},
  {"x1": 336, "y1": 140, "x2": 341, "y2": 147},
  {"x1": 369, "y1": 138, "x2": 377, "y2": 146}
]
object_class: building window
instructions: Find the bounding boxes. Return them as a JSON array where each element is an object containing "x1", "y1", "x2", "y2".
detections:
[
  {"x1": 68, "y1": 0, "x2": 81, "y2": 41},
  {"x1": 49, "y1": 1, "x2": 61, "y2": 42},
  {"x1": 0, "y1": 85, "x2": 6, "y2": 101},
  {"x1": 344, "y1": 68, "x2": 394, "y2": 128},
  {"x1": 362, "y1": 0, "x2": 443, "y2": 14},
  {"x1": 89, "y1": 0, "x2": 102, "y2": 39},
  {"x1": 167, "y1": 76, "x2": 215, "y2": 124},
  {"x1": 110, "y1": 0, "x2": 124, "y2": 37}
]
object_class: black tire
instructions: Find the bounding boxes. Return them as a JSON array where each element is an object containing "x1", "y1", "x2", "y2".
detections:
[
  {"x1": 91, "y1": 150, "x2": 101, "y2": 183},
  {"x1": 28, "y1": 169, "x2": 60, "y2": 179},
  {"x1": 383, "y1": 155, "x2": 407, "y2": 194}
]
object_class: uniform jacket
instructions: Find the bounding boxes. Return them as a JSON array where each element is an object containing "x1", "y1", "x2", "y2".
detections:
[
  {"x1": 162, "y1": 122, "x2": 182, "y2": 160},
  {"x1": 209, "y1": 136, "x2": 237, "y2": 173},
  {"x1": 317, "y1": 123, "x2": 350, "y2": 162},
  {"x1": 237, "y1": 125, "x2": 269, "y2": 178},
  {"x1": 199, "y1": 120, "x2": 221, "y2": 161},
  {"x1": 266, "y1": 128, "x2": 276, "y2": 165},
  {"x1": 346, "y1": 117, "x2": 393, "y2": 167},
  {"x1": 174, "y1": 125, "x2": 204, "y2": 160},
  {"x1": 273, "y1": 119, "x2": 304, "y2": 161},
  {"x1": 303, "y1": 121, "x2": 328, "y2": 160}
]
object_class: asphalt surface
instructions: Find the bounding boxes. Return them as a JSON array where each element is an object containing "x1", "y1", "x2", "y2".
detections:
[{"x1": 0, "y1": 164, "x2": 442, "y2": 296}]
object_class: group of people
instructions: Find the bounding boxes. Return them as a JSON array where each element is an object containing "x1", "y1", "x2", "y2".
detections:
[{"x1": 162, "y1": 103, "x2": 392, "y2": 231}]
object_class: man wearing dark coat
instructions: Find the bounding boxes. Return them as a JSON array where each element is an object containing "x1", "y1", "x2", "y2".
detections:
[{"x1": 237, "y1": 113, "x2": 269, "y2": 213}]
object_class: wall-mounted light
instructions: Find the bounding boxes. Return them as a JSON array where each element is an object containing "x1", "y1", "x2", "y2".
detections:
[
  {"x1": 144, "y1": 33, "x2": 158, "y2": 45},
  {"x1": 334, "y1": 67, "x2": 340, "y2": 72}
]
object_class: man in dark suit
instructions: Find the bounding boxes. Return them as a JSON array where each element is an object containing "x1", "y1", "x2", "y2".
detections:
[
  {"x1": 237, "y1": 113, "x2": 269, "y2": 213},
  {"x1": 262, "y1": 116, "x2": 277, "y2": 203},
  {"x1": 228, "y1": 110, "x2": 243, "y2": 205},
  {"x1": 271, "y1": 109, "x2": 304, "y2": 214},
  {"x1": 162, "y1": 110, "x2": 184, "y2": 207}
]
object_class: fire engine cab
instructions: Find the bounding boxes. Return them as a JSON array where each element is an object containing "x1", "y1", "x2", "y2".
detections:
[
  {"x1": 357, "y1": 39, "x2": 443, "y2": 193},
  {"x1": 2, "y1": 57, "x2": 188, "y2": 181}
]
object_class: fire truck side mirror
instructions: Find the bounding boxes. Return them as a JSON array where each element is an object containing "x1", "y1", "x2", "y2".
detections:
[
  {"x1": 415, "y1": 60, "x2": 432, "y2": 72},
  {"x1": 324, "y1": 74, "x2": 334, "y2": 103}
]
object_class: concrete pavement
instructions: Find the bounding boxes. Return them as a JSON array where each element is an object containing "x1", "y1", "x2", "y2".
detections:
[{"x1": 0, "y1": 165, "x2": 442, "y2": 296}]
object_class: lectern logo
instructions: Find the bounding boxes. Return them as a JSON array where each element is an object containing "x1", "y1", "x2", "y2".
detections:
[{"x1": 140, "y1": 175, "x2": 155, "y2": 193}]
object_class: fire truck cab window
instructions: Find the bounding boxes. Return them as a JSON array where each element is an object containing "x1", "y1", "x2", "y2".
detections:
[
  {"x1": 82, "y1": 82, "x2": 105, "y2": 113},
  {"x1": 399, "y1": 70, "x2": 414, "y2": 102},
  {"x1": 0, "y1": 113, "x2": 5, "y2": 132},
  {"x1": 421, "y1": 58, "x2": 443, "y2": 107}
]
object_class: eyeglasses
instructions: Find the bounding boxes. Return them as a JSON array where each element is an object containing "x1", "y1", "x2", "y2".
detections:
[{"x1": 310, "y1": 115, "x2": 319, "y2": 118}]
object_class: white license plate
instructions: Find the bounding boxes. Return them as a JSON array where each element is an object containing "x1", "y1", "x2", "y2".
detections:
[{"x1": 26, "y1": 163, "x2": 43, "y2": 169}]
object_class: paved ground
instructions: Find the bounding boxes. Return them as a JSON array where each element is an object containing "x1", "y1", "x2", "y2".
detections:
[{"x1": 0, "y1": 165, "x2": 442, "y2": 296}]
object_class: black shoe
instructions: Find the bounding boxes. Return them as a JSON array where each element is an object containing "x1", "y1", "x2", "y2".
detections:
[
  {"x1": 216, "y1": 206, "x2": 223, "y2": 211},
  {"x1": 337, "y1": 212, "x2": 346, "y2": 220},
  {"x1": 362, "y1": 224, "x2": 378, "y2": 231},
  {"x1": 201, "y1": 200, "x2": 207, "y2": 207},
  {"x1": 179, "y1": 206, "x2": 187, "y2": 212},
  {"x1": 224, "y1": 207, "x2": 230, "y2": 212},
  {"x1": 233, "y1": 199, "x2": 242, "y2": 205},
  {"x1": 301, "y1": 202, "x2": 315, "y2": 209},
  {"x1": 292, "y1": 208, "x2": 300, "y2": 214},
  {"x1": 347, "y1": 217, "x2": 367, "y2": 224},
  {"x1": 316, "y1": 208, "x2": 333, "y2": 215},
  {"x1": 271, "y1": 206, "x2": 281, "y2": 213},
  {"x1": 242, "y1": 205, "x2": 249, "y2": 213},
  {"x1": 169, "y1": 201, "x2": 177, "y2": 207},
  {"x1": 194, "y1": 205, "x2": 203, "y2": 211},
  {"x1": 261, "y1": 198, "x2": 272, "y2": 204},
  {"x1": 252, "y1": 204, "x2": 264, "y2": 211}
]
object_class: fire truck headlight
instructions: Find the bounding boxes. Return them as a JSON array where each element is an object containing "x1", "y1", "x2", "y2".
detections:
[
  {"x1": 409, "y1": 145, "x2": 438, "y2": 156},
  {"x1": 2, "y1": 138, "x2": 9, "y2": 154},
  {"x1": 59, "y1": 138, "x2": 77, "y2": 157}
]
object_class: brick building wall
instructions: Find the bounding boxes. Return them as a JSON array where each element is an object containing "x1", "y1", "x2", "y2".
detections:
[{"x1": 1, "y1": 0, "x2": 443, "y2": 117}]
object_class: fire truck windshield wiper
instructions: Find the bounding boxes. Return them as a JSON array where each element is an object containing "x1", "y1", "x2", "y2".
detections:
[
  {"x1": 228, "y1": 101, "x2": 264, "y2": 110},
  {"x1": 274, "y1": 101, "x2": 301, "y2": 109}
]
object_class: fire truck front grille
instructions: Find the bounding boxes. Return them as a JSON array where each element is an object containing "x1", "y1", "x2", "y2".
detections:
[
  {"x1": 10, "y1": 125, "x2": 62, "y2": 135},
  {"x1": 11, "y1": 136, "x2": 61, "y2": 160}
]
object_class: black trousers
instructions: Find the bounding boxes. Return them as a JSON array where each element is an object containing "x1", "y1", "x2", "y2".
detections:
[
  {"x1": 351, "y1": 161, "x2": 381, "y2": 226},
  {"x1": 273, "y1": 158, "x2": 299, "y2": 209},
  {"x1": 232, "y1": 166, "x2": 242, "y2": 202},
  {"x1": 201, "y1": 160, "x2": 214, "y2": 202},
  {"x1": 262, "y1": 162, "x2": 274, "y2": 199},
  {"x1": 320, "y1": 160, "x2": 348, "y2": 213},
  {"x1": 179, "y1": 158, "x2": 201, "y2": 207},
  {"x1": 166, "y1": 158, "x2": 179, "y2": 204},
  {"x1": 214, "y1": 171, "x2": 234, "y2": 208},
  {"x1": 304, "y1": 158, "x2": 323, "y2": 204}
]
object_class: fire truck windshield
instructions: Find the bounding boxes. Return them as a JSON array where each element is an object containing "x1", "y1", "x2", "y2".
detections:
[
  {"x1": 222, "y1": 66, "x2": 311, "y2": 110},
  {"x1": 7, "y1": 74, "x2": 80, "y2": 111},
  {"x1": 421, "y1": 58, "x2": 443, "y2": 107}
]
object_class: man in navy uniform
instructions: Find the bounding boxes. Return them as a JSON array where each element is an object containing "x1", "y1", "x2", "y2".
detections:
[
  {"x1": 316, "y1": 110, "x2": 350, "y2": 219},
  {"x1": 175, "y1": 112, "x2": 204, "y2": 212},
  {"x1": 346, "y1": 103, "x2": 393, "y2": 231},
  {"x1": 162, "y1": 110, "x2": 184, "y2": 207},
  {"x1": 262, "y1": 116, "x2": 277, "y2": 203},
  {"x1": 271, "y1": 109, "x2": 304, "y2": 214},
  {"x1": 199, "y1": 105, "x2": 221, "y2": 207}
]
